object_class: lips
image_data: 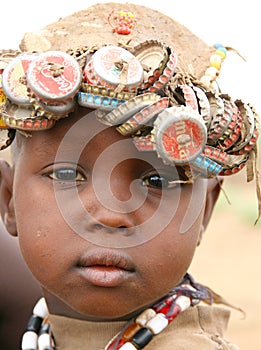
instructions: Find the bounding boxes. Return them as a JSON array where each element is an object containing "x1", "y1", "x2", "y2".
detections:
[{"x1": 76, "y1": 249, "x2": 135, "y2": 287}]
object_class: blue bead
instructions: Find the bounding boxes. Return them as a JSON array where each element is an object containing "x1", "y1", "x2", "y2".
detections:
[
  {"x1": 214, "y1": 43, "x2": 223, "y2": 49},
  {"x1": 214, "y1": 43, "x2": 227, "y2": 55}
]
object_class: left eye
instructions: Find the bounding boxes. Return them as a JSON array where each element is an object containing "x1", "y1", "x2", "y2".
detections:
[
  {"x1": 141, "y1": 174, "x2": 172, "y2": 189},
  {"x1": 47, "y1": 168, "x2": 86, "y2": 182},
  {"x1": 141, "y1": 168, "x2": 192, "y2": 190}
]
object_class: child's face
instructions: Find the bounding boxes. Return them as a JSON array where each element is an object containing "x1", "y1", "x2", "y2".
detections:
[{"x1": 2, "y1": 107, "x2": 216, "y2": 321}]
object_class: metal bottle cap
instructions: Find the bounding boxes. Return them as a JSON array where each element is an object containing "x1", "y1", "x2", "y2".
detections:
[
  {"x1": 152, "y1": 105, "x2": 207, "y2": 165},
  {"x1": 100, "y1": 93, "x2": 160, "y2": 125},
  {"x1": 131, "y1": 40, "x2": 169, "y2": 89},
  {"x1": 27, "y1": 51, "x2": 82, "y2": 102},
  {"x1": 92, "y1": 46, "x2": 144, "y2": 88},
  {"x1": 2, "y1": 53, "x2": 38, "y2": 106},
  {"x1": 1, "y1": 101, "x2": 55, "y2": 130}
]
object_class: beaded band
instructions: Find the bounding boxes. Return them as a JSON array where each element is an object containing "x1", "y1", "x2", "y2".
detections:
[{"x1": 21, "y1": 274, "x2": 212, "y2": 350}]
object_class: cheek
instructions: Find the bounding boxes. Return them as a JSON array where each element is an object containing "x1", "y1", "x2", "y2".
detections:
[
  {"x1": 134, "y1": 187, "x2": 205, "y2": 295},
  {"x1": 13, "y1": 177, "x2": 68, "y2": 280},
  {"x1": 143, "y1": 220, "x2": 200, "y2": 281}
]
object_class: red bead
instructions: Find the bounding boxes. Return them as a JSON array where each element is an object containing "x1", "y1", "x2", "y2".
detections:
[{"x1": 107, "y1": 337, "x2": 125, "y2": 350}]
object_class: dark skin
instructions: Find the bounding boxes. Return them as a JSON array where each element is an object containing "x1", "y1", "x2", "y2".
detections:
[{"x1": 0, "y1": 107, "x2": 220, "y2": 322}]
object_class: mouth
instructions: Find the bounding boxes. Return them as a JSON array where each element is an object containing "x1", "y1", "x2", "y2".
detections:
[{"x1": 76, "y1": 249, "x2": 135, "y2": 287}]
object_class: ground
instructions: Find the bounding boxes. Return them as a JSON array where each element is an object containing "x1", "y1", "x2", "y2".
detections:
[{"x1": 190, "y1": 174, "x2": 261, "y2": 350}]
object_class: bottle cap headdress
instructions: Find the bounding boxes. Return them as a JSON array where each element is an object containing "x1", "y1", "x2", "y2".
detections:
[{"x1": 0, "y1": 2, "x2": 260, "y2": 219}]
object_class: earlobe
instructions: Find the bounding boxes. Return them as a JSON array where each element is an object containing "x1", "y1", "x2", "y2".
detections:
[
  {"x1": 0, "y1": 159, "x2": 17, "y2": 236},
  {"x1": 198, "y1": 177, "x2": 223, "y2": 245}
]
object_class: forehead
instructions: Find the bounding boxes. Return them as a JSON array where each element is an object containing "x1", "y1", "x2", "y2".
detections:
[
  {"x1": 15, "y1": 107, "x2": 162, "y2": 167},
  {"x1": 14, "y1": 107, "x2": 192, "y2": 182}
]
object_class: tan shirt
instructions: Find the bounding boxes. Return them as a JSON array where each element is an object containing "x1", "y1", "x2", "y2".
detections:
[{"x1": 49, "y1": 305, "x2": 239, "y2": 350}]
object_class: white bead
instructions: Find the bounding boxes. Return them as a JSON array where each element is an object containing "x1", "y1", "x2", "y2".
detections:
[
  {"x1": 38, "y1": 333, "x2": 51, "y2": 350},
  {"x1": 119, "y1": 342, "x2": 137, "y2": 349},
  {"x1": 205, "y1": 66, "x2": 219, "y2": 78},
  {"x1": 175, "y1": 295, "x2": 191, "y2": 311},
  {"x1": 200, "y1": 75, "x2": 212, "y2": 88},
  {"x1": 21, "y1": 331, "x2": 37, "y2": 350},
  {"x1": 33, "y1": 298, "x2": 48, "y2": 318},
  {"x1": 136, "y1": 308, "x2": 156, "y2": 326},
  {"x1": 146, "y1": 313, "x2": 168, "y2": 335}
]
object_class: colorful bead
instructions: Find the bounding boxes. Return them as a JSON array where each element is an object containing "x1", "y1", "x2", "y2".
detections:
[
  {"x1": 38, "y1": 333, "x2": 51, "y2": 350},
  {"x1": 205, "y1": 66, "x2": 219, "y2": 79},
  {"x1": 210, "y1": 54, "x2": 222, "y2": 70},
  {"x1": 122, "y1": 322, "x2": 142, "y2": 341},
  {"x1": 33, "y1": 298, "x2": 48, "y2": 319},
  {"x1": 119, "y1": 342, "x2": 137, "y2": 350},
  {"x1": 175, "y1": 295, "x2": 191, "y2": 311},
  {"x1": 146, "y1": 313, "x2": 168, "y2": 335},
  {"x1": 27, "y1": 315, "x2": 43, "y2": 333},
  {"x1": 109, "y1": 10, "x2": 135, "y2": 35},
  {"x1": 132, "y1": 327, "x2": 153, "y2": 349},
  {"x1": 200, "y1": 44, "x2": 227, "y2": 90},
  {"x1": 159, "y1": 302, "x2": 181, "y2": 322},
  {"x1": 107, "y1": 337, "x2": 125, "y2": 350},
  {"x1": 21, "y1": 330, "x2": 38, "y2": 350},
  {"x1": 215, "y1": 49, "x2": 226, "y2": 59},
  {"x1": 214, "y1": 44, "x2": 227, "y2": 56},
  {"x1": 136, "y1": 308, "x2": 156, "y2": 327}
]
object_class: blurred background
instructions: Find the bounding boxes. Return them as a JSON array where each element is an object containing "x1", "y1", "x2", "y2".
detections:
[{"x1": 0, "y1": 1, "x2": 260, "y2": 349}]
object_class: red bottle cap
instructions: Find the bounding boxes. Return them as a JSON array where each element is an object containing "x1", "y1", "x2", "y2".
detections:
[
  {"x1": 27, "y1": 51, "x2": 82, "y2": 102},
  {"x1": 152, "y1": 106, "x2": 207, "y2": 165},
  {"x1": 2, "y1": 53, "x2": 38, "y2": 106}
]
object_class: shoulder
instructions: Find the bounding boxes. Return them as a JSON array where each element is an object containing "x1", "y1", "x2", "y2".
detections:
[{"x1": 150, "y1": 305, "x2": 239, "y2": 350}]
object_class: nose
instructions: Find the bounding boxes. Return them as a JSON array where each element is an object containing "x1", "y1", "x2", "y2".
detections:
[
  {"x1": 82, "y1": 159, "x2": 148, "y2": 235},
  {"x1": 85, "y1": 209, "x2": 136, "y2": 236},
  {"x1": 80, "y1": 178, "x2": 139, "y2": 236}
]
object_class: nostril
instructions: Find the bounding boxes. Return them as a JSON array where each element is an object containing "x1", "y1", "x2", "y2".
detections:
[
  {"x1": 118, "y1": 226, "x2": 133, "y2": 236},
  {"x1": 93, "y1": 223, "x2": 103, "y2": 230}
]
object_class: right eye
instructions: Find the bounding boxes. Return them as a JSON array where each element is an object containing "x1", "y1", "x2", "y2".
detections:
[{"x1": 47, "y1": 168, "x2": 86, "y2": 182}]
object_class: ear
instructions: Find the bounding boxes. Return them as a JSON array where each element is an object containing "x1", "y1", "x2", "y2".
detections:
[
  {"x1": 0, "y1": 159, "x2": 17, "y2": 236},
  {"x1": 198, "y1": 177, "x2": 223, "y2": 245}
]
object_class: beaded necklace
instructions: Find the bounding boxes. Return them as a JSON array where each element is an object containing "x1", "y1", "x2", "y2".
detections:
[{"x1": 21, "y1": 274, "x2": 211, "y2": 350}]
